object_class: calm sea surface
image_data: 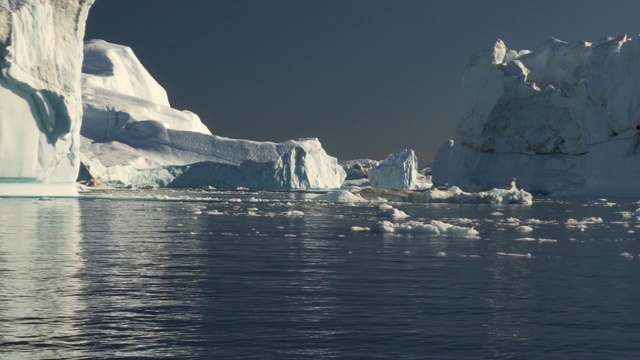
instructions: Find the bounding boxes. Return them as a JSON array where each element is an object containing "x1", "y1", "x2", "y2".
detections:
[{"x1": 1, "y1": 189, "x2": 640, "y2": 359}]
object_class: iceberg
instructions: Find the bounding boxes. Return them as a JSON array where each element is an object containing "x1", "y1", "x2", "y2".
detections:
[
  {"x1": 79, "y1": 40, "x2": 345, "y2": 190},
  {"x1": 368, "y1": 149, "x2": 418, "y2": 190},
  {"x1": 0, "y1": 0, "x2": 93, "y2": 197},
  {"x1": 433, "y1": 35, "x2": 640, "y2": 196}
]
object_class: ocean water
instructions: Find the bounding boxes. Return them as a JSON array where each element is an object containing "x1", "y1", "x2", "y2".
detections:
[{"x1": 1, "y1": 189, "x2": 640, "y2": 359}]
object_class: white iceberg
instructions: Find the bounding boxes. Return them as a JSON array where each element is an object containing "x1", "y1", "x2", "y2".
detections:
[
  {"x1": 433, "y1": 35, "x2": 640, "y2": 197},
  {"x1": 369, "y1": 149, "x2": 418, "y2": 190},
  {"x1": 79, "y1": 40, "x2": 345, "y2": 190},
  {"x1": 0, "y1": 0, "x2": 93, "y2": 196}
]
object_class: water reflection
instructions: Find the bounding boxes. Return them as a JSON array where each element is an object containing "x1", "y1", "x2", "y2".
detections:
[{"x1": 0, "y1": 198, "x2": 84, "y2": 359}]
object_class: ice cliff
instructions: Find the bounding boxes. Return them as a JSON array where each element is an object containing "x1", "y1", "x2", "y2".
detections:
[
  {"x1": 79, "y1": 40, "x2": 345, "y2": 190},
  {"x1": 433, "y1": 35, "x2": 640, "y2": 196},
  {"x1": 0, "y1": 0, "x2": 93, "y2": 196}
]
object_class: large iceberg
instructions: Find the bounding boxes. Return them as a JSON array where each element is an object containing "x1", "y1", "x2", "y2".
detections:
[
  {"x1": 79, "y1": 40, "x2": 345, "y2": 190},
  {"x1": 0, "y1": 0, "x2": 93, "y2": 197},
  {"x1": 368, "y1": 149, "x2": 418, "y2": 190},
  {"x1": 433, "y1": 35, "x2": 640, "y2": 196}
]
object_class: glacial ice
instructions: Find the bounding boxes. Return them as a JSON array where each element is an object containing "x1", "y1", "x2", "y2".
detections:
[
  {"x1": 368, "y1": 149, "x2": 418, "y2": 190},
  {"x1": 79, "y1": 40, "x2": 345, "y2": 190},
  {"x1": 433, "y1": 34, "x2": 640, "y2": 197},
  {"x1": 0, "y1": 0, "x2": 93, "y2": 196}
]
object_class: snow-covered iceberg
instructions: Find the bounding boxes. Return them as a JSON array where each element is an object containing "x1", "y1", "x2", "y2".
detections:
[
  {"x1": 369, "y1": 149, "x2": 418, "y2": 190},
  {"x1": 79, "y1": 40, "x2": 345, "y2": 190},
  {"x1": 433, "y1": 35, "x2": 640, "y2": 196},
  {"x1": 0, "y1": 0, "x2": 93, "y2": 197}
]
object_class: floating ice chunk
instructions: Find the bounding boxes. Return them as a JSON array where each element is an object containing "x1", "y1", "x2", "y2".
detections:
[
  {"x1": 491, "y1": 212, "x2": 504, "y2": 216},
  {"x1": 621, "y1": 252, "x2": 634, "y2": 260},
  {"x1": 497, "y1": 252, "x2": 533, "y2": 258},
  {"x1": 313, "y1": 190, "x2": 367, "y2": 203},
  {"x1": 538, "y1": 238, "x2": 557, "y2": 243},
  {"x1": 424, "y1": 186, "x2": 533, "y2": 205},
  {"x1": 370, "y1": 219, "x2": 479, "y2": 237},
  {"x1": 515, "y1": 226, "x2": 534, "y2": 233},
  {"x1": 566, "y1": 217, "x2": 604, "y2": 228},
  {"x1": 283, "y1": 210, "x2": 305, "y2": 217},
  {"x1": 370, "y1": 220, "x2": 398, "y2": 233},
  {"x1": 376, "y1": 205, "x2": 410, "y2": 219},
  {"x1": 351, "y1": 226, "x2": 371, "y2": 232},
  {"x1": 206, "y1": 210, "x2": 225, "y2": 215},
  {"x1": 436, "y1": 252, "x2": 447, "y2": 257},
  {"x1": 515, "y1": 237, "x2": 536, "y2": 241},
  {"x1": 454, "y1": 218, "x2": 475, "y2": 225}
]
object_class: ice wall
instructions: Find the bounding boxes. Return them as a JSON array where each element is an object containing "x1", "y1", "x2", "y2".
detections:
[
  {"x1": 80, "y1": 40, "x2": 346, "y2": 190},
  {"x1": 369, "y1": 149, "x2": 417, "y2": 189},
  {"x1": 434, "y1": 35, "x2": 640, "y2": 196},
  {"x1": 0, "y1": 0, "x2": 93, "y2": 197}
]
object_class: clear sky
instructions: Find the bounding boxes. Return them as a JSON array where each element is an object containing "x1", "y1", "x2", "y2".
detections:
[{"x1": 84, "y1": 0, "x2": 640, "y2": 165}]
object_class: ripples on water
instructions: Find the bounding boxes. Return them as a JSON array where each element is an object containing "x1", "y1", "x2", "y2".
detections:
[{"x1": 1, "y1": 190, "x2": 640, "y2": 359}]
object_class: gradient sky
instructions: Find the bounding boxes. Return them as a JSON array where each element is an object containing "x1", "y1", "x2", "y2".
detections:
[{"x1": 84, "y1": 0, "x2": 640, "y2": 165}]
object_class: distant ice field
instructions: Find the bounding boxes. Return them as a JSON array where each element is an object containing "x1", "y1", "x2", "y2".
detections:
[{"x1": 2, "y1": 189, "x2": 640, "y2": 358}]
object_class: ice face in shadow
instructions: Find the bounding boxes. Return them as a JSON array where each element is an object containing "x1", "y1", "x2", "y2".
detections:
[
  {"x1": 80, "y1": 40, "x2": 345, "y2": 190},
  {"x1": 0, "y1": 0, "x2": 93, "y2": 196},
  {"x1": 433, "y1": 35, "x2": 640, "y2": 196}
]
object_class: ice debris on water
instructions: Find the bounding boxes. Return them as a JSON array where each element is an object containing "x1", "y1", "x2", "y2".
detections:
[
  {"x1": 620, "y1": 252, "x2": 634, "y2": 260},
  {"x1": 376, "y1": 204, "x2": 410, "y2": 219},
  {"x1": 370, "y1": 220, "x2": 479, "y2": 237},
  {"x1": 313, "y1": 190, "x2": 367, "y2": 203},
  {"x1": 515, "y1": 226, "x2": 534, "y2": 233},
  {"x1": 497, "y1": 252, "x2": 534, "y2": 258},
  {"x1": 350, "y1": 226, "x2": 371, "y2": 232}
]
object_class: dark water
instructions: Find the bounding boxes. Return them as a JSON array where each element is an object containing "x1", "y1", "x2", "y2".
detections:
[{"x1": 1, "y1": 189, "x2": 640, "y2": 359}]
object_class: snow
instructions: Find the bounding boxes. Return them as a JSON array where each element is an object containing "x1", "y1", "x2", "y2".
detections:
[
  {"x1": 0, "y1": 1, "x2": 93, "y2": 196},
  {"x1": 369, "y1": 149, "x2": 418, "y2": 190},
  {"x1": 79, "y1": 40, "x2": 345, "y2": 190},
  {"x1": 433, "y1": 34, "x2": 640, "y2": 197},
  {"x1": 313, "y1": 190, "x2": 366, "y2": 203},
  {"x1": 424, "y1": 186, "x2": 533, "y2": 205}
]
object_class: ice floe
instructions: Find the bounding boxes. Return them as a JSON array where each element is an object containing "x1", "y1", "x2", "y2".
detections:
[
  {"x1": 424, "y1": 186, "x2": 533, "y2": 205},
  {"x1": 370, "y1": 220, "x2": 479, "y2": 237}
]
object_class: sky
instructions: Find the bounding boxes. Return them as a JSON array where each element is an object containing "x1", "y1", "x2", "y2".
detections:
[{"x1": 84, "y1": 0, "x2": 640, "y2": 165}]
